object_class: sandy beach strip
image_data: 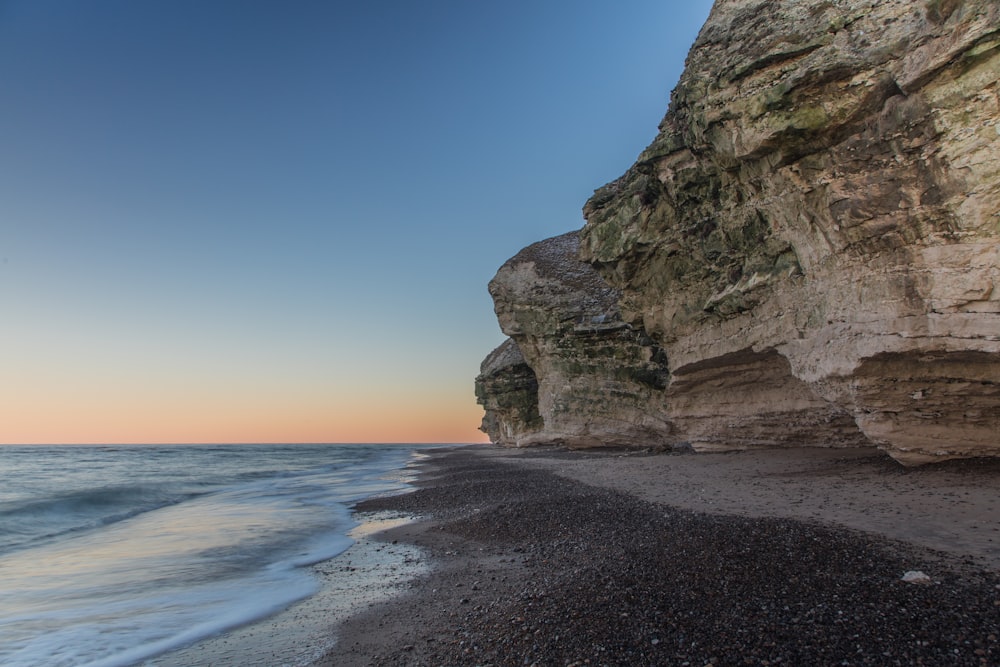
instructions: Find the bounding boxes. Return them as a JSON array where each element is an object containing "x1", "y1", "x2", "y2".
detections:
[{"x1": 317, "y1": 445, "x2": 1000, "y2": 667}]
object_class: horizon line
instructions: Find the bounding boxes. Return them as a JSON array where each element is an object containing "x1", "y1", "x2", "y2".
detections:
[{"x1": 0, "y1": 441, "x2": 487, "y2": 446}]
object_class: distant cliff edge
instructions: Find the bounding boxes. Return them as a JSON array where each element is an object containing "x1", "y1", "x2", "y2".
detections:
[{"x1": 476, "y1": 0, "x2": 1000, "y2": 465}]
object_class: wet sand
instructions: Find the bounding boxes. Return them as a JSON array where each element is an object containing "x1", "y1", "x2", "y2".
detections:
[{"x1": 318, "y1": 445, "x2": 1000, "y2": 666}]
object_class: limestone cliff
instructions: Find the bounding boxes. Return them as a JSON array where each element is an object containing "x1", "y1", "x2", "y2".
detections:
[
  {"x1": 478, "y1": 0, "x2": 1000, "y2": 464},
  {"x1": 474, "y1": 338, "x2": 543, "y2": 447},
  {"x1": 477, "y1": 232, "x2": 673, "y2": 449}
]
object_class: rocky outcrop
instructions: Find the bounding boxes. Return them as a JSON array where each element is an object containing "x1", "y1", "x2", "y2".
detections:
[
  {"x1": 478, "y1": 0, "x2": 1000, "y2": 464},
  {"x1": 477, "y1": 232, "x2": 673, "y2": 449},
  {"x1": 474, "y1": 339, "x2": 543, "y2": 447}
]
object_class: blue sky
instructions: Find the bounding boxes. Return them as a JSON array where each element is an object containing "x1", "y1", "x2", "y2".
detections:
[{"x1": 0, "y1": 0, "x2": 714, "y2": 443}]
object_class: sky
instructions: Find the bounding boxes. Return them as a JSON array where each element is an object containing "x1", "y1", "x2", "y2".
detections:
[{"x1": 0, "y1": 0, "x2": 714, "y2": 444}]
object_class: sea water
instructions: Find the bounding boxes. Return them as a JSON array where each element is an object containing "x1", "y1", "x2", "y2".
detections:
[{"x1": 0, "y1": 443, "x2": 432, "y2": 667}]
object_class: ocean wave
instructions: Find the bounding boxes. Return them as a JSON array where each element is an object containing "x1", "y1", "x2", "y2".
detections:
[
  {"x1": 0, "y1": 444, "x2": 428, "y2": 667},
  {"x1": 0, "y1": 484, "x2": 194, "y2": 555}
]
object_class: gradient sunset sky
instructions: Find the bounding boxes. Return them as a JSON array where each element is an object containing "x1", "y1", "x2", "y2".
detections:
[{"x1": 0, "y1": 1, "x2": 714, "y2": 444}]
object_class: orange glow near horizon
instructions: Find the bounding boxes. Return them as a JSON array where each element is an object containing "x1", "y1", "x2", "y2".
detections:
[{"x1": 0, "y1": 383, "x2": 491, "y2": 445}]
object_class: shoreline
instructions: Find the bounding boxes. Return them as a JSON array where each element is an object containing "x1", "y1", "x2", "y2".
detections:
[
  {"x1": 146, "y1": 447, "x2": 439, "y2": 667},
  {"x1": 148, "y1": 513, "x2": 428, "y2": 667},
  {"x1": 318, "y1": 445, "x2": 1000, "y2": 666}
]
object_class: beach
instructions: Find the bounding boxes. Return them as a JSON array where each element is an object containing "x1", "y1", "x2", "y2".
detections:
[
  {"x1": 317, "y1": 445, "x2": 1000, "y2": 666},
  {"x1": 150, "y1": 515, "x2": 428, "y2": 667}
]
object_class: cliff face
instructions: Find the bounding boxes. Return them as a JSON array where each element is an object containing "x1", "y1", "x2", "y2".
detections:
[
  {"x1": 478, "y1": 0, "x2": 1000, "y2": 464},
  {"x1": 474, "y1": 338, "x2": 543, "y2": 447},
  {"x1": 477, "y1": 232, "x2": 673, "y2": 449}
]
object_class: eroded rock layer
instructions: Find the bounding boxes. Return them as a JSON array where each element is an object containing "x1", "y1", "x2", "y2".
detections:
[
  {"x1": 479, "y1": 232, "x2": 673, "y2": 449},
  {"x1": 665, "y1": 348, "x2": 869, "y2": 452},
  {"x1": 474, "y1": 338, "x2": 543, "y2": 447},
  {"x1": 477, "y1": 0, "x2": 999, "y2": 464},
  {"x1": 580, "y1": 0, "x2": 1000, "y2": 464}
]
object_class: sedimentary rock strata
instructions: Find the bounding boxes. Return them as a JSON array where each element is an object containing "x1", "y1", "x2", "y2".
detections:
[
  {"x1": 477, "y1": 232, "x2": 673, "y2": 449},
  {"x1": 478, "y1": 0, "x2": 1000, "y2": 464},
  {"x1": 474, "y1": 338, "x2": 543, "y2": 447}
]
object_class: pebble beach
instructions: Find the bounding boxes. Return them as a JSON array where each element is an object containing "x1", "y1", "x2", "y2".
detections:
[{"x1": 319, "y1": 445, "x2": 1000, "y2": 667}]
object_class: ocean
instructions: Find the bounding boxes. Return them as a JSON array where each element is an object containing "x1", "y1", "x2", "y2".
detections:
[{"x1": 0, "y1": 443, "x2": 433, "y2": 667}]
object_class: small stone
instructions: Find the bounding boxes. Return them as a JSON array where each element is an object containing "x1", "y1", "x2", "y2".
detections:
[{"x1": 901, "y1": 571, "x2": 933, "y2": 584}]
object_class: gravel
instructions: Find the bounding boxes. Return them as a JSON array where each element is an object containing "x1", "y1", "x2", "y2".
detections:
[{"x1": 323, "y1": 448, "x2": 1000, "y2": 667}]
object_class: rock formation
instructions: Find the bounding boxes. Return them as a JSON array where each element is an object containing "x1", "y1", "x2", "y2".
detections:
[
  {"x1": 478, "y1": 0, "x2": 1000, "y2": 465},
  {"x1": 474, "y1": 338, "x2": 543, "y2": 447},
  {"x1": 477, "y1": 232, "x2": 673, "y2": 449}
]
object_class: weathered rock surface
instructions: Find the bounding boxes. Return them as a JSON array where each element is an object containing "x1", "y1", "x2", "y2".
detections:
[
  {"x1": 474, "y1": 338, "x2": 543, "y2": 447},
  {"x1": 478, "y1": 0, "x2": 1000, "y2": 464},
  {"x1": 477, "y1": 232, "x2": 673, "y2": 449}
]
